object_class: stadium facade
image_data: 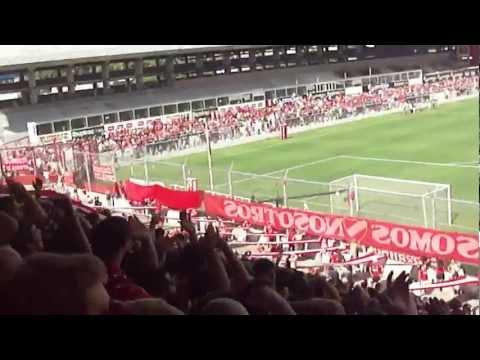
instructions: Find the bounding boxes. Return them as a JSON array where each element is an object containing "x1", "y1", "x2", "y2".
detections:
[{"x1": 0, "y1": 45, "x2": 474, "y2": 107}]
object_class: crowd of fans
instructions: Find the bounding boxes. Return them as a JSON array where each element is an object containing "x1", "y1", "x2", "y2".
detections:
[
  {"x1": 0, "y1": 178, "x2": 477, "y2": 316},
  {"x1": 0, "y1": 73, "x2": 478, "y2": 180},
  {"x1": 69, "y1": 73, "x2": 479, "y2": 158}
]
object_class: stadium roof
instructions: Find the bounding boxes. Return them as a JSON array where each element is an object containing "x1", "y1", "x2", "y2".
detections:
[{"x1": 0, "y1": 45, "x2": 260, "y2": 69}]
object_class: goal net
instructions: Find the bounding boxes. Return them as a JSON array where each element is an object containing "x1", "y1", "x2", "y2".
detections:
[{"x1": 329, "y1": 174, "x2": 452, "y2": 229}]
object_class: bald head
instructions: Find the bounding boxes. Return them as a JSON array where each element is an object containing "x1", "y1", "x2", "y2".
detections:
[{"x1": 202, "y1": 298, "x2": 249, "y2": 315}]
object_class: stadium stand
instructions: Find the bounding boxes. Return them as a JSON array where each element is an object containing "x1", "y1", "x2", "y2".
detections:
[
  {"x1": 0, "y1": 46, "x2": 478, "y2": 316},
  {"x1": 0, "y1": 178, "x2": 478, "y2": 315}
]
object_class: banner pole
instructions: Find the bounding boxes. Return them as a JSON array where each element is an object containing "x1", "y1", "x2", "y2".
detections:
[
  {"x1": 144, "y1": 156, "x2": 149, "y2": 185},
  {"x1": 283, "y1": 170, "x2": 289, "y2": 207},
  {"x1": 228, "y1": 162, "x2": 234, "y2": 196},
  {"x1": 84, "y1": 152, "x2": 92, "y2": 192},
  {"x1": 206, "y1": 127, "x2": 214, "y2": 191}
]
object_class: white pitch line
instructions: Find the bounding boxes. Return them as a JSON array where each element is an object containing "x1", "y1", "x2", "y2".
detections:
[
  {"x1": 340, "y1": 155, "x2": 480, "y2": 169},
  {"x1": 215, "y1": 155, "x2": 342, "y2": 189},
  {"x1": 263, "y1": 155, "x2": 343, "y2": 176}
]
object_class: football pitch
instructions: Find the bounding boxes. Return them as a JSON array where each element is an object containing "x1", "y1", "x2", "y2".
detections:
[{"x1": 117, "y1": 98, "x2": 479, "y2": 233}]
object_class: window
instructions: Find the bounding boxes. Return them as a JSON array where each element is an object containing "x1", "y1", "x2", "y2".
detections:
[
  {"x1": 53, "y1": 120, "x2": 70, "y2": 132},
  {"x1": 134, "y1": 108, "x2": 148, "y2": 119},
  {"x1": 408, "y1": 71, "x2": 420, "y2": 79},
  {"x1": 264, "y1": 48, "x2": 274, "y2": 57},
  {"x1": 205, "y1": 98, "x2": 217, "y2": 108},
  {"x1": 164, "y1": 104, "x2": 178, "y2": 115},
  {"x1": 187, "y1": 55, "x2": 197, "y2": 64},
  {"x1": 286, "y1": 46, "x2": 296, "y2": 55},
  {"x1": 287, "y1": 88, "x2": 296, "y2": 96},
  {"x1": 192, "y1": 100, "x2": 204, "y2": 111},
  {"x1": 87, "y1": 115, "x2": 103, "y2": 127},
  {"x1": 214, "y1": 53, "x2": 224, "y2": 61},
  {"x1": 37, "y1": 123, "x2": 53, "y2": 135},
  {"x1": 217, "y1": 97, "x2": 229, "y2": 106},
  {"x1": 143, "y1": 59, "x2": 157, "y2": 68},
  {"x1": 327, "y1": 45, "x2": 338, "y2": 51},
  {"x1": 253, "y1": 95, "x2": 265, "y2": 102},
  {"x1": 71, "y1": 117, "x2": 87, "y2": 129},
  {"x1": 265, "y1": 90, "x2": 275, "y2": 100},
  {"x1": 109, "y1": 62, "x2": 125, "y2": 71},
  {"x1": 149, "y1": 106, "x2": 163, "y2": 117},
  {"x1": 275, "y1": 89, "x2": 287, "y2": 98},
  {"x1": 174, "y1": 56, "x2": 186, "y2": 65},
  {"x1": 307, "y1": 46, "x2": 318, "y2": 53},
  {"x1": 241, "y1": 65, "x2": 251, "y2": 72},
  {"x1": 178, "y1": 102, "x2": 191, "y2": 113},
  {"x1": 240, "y1": 50, "x2": 250, "y2": 59},
  {"x1": 296, "y1": 86, "x2": 307, "y2": 96},
  {"x1": 103, "y1": 113, "x2": 118, "y2": 124},
  {"x1": 119, "y1": 110, "x2": 134, "y2": 122}
]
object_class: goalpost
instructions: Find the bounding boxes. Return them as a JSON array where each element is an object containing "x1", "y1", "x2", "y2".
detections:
[{"x1": 329, "y1": 174, "x2": 452, "y2": 228}]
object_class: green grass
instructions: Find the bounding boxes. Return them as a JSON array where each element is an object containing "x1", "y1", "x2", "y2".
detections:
[{"x1": 117, "y1": 99, "x2": 479, "y2": 232}]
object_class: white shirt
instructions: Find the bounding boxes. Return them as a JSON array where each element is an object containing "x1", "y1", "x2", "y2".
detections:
[{"x1": 427, "y1": 267, "x2": 436, "y2": 282}]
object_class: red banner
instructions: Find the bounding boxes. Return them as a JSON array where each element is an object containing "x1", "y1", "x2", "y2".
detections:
[
  {"x1": 124, "y1": 180, "x2": 203, "y2": 210},
  {"x1": 203, "y1": 193, "x2": 479, "y2": 265},
  {"x1": 3, "y1": 157, "x2": 32, "y2": 172}
]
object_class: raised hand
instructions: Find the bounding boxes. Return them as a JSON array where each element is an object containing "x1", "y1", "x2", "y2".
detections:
[
  {"x1": 128, "y1": 215, "x2": 152, "y2": 242},
  {"x1": 32, "y1": 177, "x2": 43, "y2": 196},
  {"x1": 200, "y1": 223, "x2": 219, "y2": 251},
  {"x1": 383, "y1": 271, "x2": 417, "y2": 315}
]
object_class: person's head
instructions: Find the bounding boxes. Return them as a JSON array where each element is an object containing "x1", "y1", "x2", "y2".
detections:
[
  {"x1": 5, "y1": 253, "x2": 109, "y2": 315},
  {"x1": 91, "y1": 217, "x2": 133, "y2": 263},
  {"x1": 0, "y1": 211, "x2": 19, "y2": 246},
  {"x1": 0, "y1": 246, "x2": 22, "y2": 292},
  {"x1": 0, "y1": 196, "x2": 21, "y2": 221},
  {"x1": 252, "y1": 258, "x2": 276, "y2": 287},
  {"x1": 201, "y1": 298, "x2": 249, "y2": 315},
  {"x1": 12, "y1": 223, "x2": 44, "y2": 257}
]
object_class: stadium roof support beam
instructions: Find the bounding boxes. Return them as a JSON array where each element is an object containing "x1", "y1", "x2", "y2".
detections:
[
  {"x1": 26, "y1": 68, "x2": 38, "y2": 105},
  {"x1": 165, "y1": 57, "x2": 175, "y2": 87},
  {"x1": 102, "y1": 61, "x2": 111, "y2": 94},
  {"x1": 66, "y1": 65, "x2": 75, "y2": 96},
  {"x1": 135, "y1": 59, "x2": 144, "y2": 90}
]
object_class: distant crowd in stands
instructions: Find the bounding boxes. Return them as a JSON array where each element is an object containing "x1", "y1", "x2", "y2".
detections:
[
  {"x1": 0, "y1": 73, "x2": 478, "y2": 184},
  {"x1": 70, "y1": 73, "x2": 479, "y2": 158}
]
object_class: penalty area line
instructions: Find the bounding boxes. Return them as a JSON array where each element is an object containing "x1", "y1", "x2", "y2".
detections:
[{"x1": 340, "y1": 155, "x2": 480, "y2": 169}]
